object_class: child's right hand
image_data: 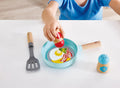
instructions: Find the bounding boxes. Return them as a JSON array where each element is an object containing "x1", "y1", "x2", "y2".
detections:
[{"x1": 43, "y1": 20, "x2": 64, "y2": 41}]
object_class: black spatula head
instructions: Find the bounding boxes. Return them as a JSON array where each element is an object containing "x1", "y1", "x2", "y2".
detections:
[{"x1": 26, "y1": 57, "x2": 40, "y2": 71}]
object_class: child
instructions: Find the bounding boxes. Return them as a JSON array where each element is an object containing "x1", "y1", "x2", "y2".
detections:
[{"x1": 42, "y1": 0, "x2": 120, "y2": 41}]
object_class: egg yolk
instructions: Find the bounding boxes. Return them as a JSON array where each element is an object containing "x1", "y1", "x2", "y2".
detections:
[{"x1": 55, "y1": 50, "x2": 63, "y2": 56}]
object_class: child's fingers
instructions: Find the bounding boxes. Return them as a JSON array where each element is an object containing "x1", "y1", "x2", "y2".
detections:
[
  {"x1": 50, "y1": 26, "x2": 57, "y2": 38},
  {"x1": 59, "y1": 27, "x2": 64, "y2": 38},
  {"x1": 57, "y1": 24, "x2": 64, "y2": 38},
  {"x1": 43, "y1": 26, "x2": 52, "y2": 41},
  {"x1": 46, "y1": 28, "x2": 55, "y2": 41},
  {"x1": 46, "y1": 31, "x2": 52, "y2": 41}
]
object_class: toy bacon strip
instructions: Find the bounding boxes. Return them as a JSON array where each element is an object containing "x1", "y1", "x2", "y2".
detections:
[
  {"x1": 54, "y1": 29, "x2": 64, "y2": 48},
  {"x1": 61, "y1": 48, "x2": 72, "y2": 62}
]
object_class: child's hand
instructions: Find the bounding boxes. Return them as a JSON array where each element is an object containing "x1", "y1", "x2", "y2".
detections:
[
  {"x1": 43, "y1": 20, "x2": 64, "y2": 41},
  {"x1": 110, "y1": 0, "x2": 120, "y2": 15}
]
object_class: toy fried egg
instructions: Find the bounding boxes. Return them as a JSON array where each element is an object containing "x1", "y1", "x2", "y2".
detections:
[
  {"x1": 48, "y1": 47, "x2": 73, "y2": 63},
  {"x1": 49, "y1": 48, "x2": 64, "y2": 61}
]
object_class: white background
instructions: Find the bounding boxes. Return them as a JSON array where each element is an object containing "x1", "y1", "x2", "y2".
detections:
[{"x1": 0, "y1": 20, "x2": 120, "y2": 88}]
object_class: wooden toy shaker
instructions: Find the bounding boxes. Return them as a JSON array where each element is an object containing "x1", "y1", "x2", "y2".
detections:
[
  {"x1": 54, "y1": 29, "x2": 64, "y2": 48},
  {"x1": 97, "y1": 54, "x2": 109, "y2": 73}
]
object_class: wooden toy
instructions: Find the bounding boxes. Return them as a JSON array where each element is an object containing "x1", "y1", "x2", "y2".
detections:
[
  {"x1": 42, "y1": 38, "x2": 101, "y2": 68},
  {"x1": 97, "y1": 54, "x2": 109, "y2": 73},
  {"x1": 47, "y1": 40, "x2": 101, "y2": 64},
  {"x1": 26, "y1": 32, "x2": 40, "y2": 71},
  {"x1": 53, "y1": 29, "x2": 64, "y2": 48}
]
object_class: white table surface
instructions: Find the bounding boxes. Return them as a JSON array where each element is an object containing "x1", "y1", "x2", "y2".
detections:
[{"x1": 0, "y1": 20, "x2": 120, "y2": 88}]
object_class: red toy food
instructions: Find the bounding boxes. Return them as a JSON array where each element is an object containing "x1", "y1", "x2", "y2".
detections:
[
  {"x1": 54, "y1": 32, "x2": 64, "y2": 48},
  {"x1": 61, "y1": 48, "x2": 72, "y2": 62}
]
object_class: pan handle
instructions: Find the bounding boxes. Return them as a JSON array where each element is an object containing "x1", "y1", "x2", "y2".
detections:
[{"x1": 81, "y1": 41, "x2": 101, "y2": 50}]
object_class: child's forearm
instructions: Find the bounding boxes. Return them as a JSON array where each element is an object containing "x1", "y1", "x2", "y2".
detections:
[
  {"x1": 42, "y1": 1, "x2": 64, "y2": 41},
  {"x1": 42, "y1": 8, "x2": 56, "y2": 24},
  {"x1": 110, "y1": 0, "x2": 120, "y2": 15},
  {"x1": 42, "y1": 1, "x2": 59, "y2": 24}
]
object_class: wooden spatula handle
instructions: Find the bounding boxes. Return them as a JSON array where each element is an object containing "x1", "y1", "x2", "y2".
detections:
[
  {"x1": 27, "y1": 32, "x2": 33, "y2": 43},
  {"x1": 82, "y1": 41, "x2": 101, "y2": 50}
]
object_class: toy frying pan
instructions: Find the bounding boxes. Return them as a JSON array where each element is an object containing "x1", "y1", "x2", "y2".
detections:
[{"x1": 41, "y1": 38, "x2": 101, "y2": 68}]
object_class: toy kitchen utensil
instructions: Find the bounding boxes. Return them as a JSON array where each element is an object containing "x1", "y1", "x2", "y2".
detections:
[
  {"x1": 97, "y1": 54, "x2": 109, "y2": 73},
  {"x1": 26, "y1": 32, "x2": 40, "y2": 71},
  {"x1": 41, "y1": 38, "x2": 101, "y2": 68},
  {"x1": 53, "y1": 29, "x2": 64, "y2": 48}
]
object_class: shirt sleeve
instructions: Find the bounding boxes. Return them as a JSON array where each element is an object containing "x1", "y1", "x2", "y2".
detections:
[
  {"x1": 98, "y1": 0, "x2": 111, "y2": 6},
  {"x1": 48, "y1": 0, "x2": 64, "y2": 8}
]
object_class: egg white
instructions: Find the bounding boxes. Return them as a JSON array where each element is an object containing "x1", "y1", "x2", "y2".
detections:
[{"x1": 49, "y1": 48, "x2": 64, "y2": 61}]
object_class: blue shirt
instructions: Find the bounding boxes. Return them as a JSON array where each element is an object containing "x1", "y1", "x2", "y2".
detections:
[{"x1": 48, "y1": 0, "x2": 111, "y2": 20}]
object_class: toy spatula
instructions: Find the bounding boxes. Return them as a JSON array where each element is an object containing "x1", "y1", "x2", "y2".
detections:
[{"x1": 26, "y1": 32, "x2": 40, "y2": 71}]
